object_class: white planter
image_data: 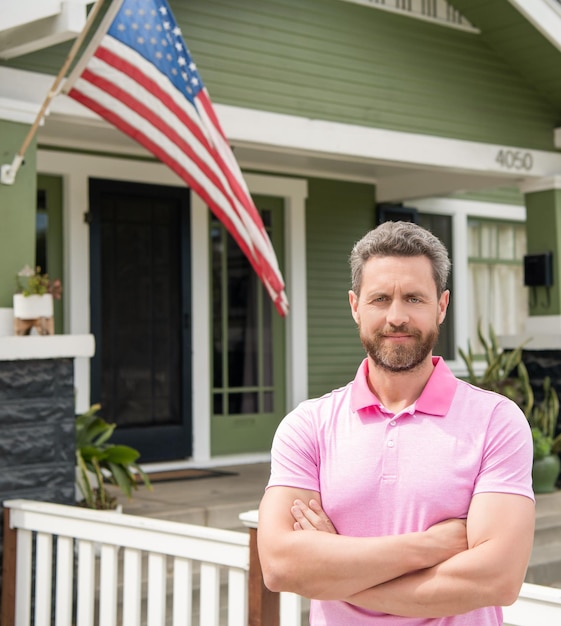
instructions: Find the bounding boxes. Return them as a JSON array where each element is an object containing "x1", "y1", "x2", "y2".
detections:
[{"x1": 13, "y1": 294, "x2": 53, "y2": 319}]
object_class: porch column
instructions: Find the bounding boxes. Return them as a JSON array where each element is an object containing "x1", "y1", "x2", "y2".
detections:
[
  {"x1": 521, "y1": 177, "x2": 561, "y2": 332},
  {"x1": 0, "y1": 120, "x2": 36, "y2": 307}
]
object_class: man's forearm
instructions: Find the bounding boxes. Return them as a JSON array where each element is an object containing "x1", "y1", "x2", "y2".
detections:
[
  {"x1": 347, "y1": 540, "x2": 524, "y2": 617},
  {"x1": 260, "y1": 524, "x2": 465, "y2": 600}
]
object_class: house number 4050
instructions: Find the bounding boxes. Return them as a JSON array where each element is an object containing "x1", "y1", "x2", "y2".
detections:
[{"x1": 495, "y1": 149, "x2": 533, "y2": 171}]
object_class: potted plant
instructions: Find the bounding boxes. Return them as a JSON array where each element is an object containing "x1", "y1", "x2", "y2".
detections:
[
  {"x1": 459, "y1": 323, "x2": 561, "y2": 493},
  {"x1": 528, "y1": 376, "x2": 561, "y2": 493},
  {"x1": 75, "y1": 404, "x2": 152, "y2": 510},
  {"x1": 13, "y1": 265, "x2": 62, "y2": 335}
]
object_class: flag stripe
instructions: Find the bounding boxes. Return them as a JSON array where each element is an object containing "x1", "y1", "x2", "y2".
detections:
[
  {"x1": 91, "y1": 39, "x2": 282, "y2": 284},
  {"x1": 62, "y1": 0, "x2": 288, "y2": 314},
  {"x1": 72, "y1": 45, "x2": 284, "y2": 296},
  {"x1": 70, "y1": 80, "x2": 283, "y2": 301}
]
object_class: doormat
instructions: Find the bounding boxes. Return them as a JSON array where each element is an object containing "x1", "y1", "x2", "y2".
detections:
[{"x1": 138, "y1": 468, "x2": 237, "y2": 484}]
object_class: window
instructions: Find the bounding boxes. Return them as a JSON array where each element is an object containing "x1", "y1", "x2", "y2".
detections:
[
  {"x1": 468, "y1": 219, "x2": 527, "y2": 353},
  {"x1": 210, "y1": 209, "x2": 277, "y2": 417}
]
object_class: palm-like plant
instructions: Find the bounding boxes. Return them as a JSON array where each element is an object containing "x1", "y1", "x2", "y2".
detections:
[
  {"x1": 75, "y1": 404, "x2": 151, "y2": 510},
  {"x1": 459, "y1": 323, "x2": 561, "y2": 462},
  {"x1": 458, "y1": 322, "x2": 533, "y2": 418}
]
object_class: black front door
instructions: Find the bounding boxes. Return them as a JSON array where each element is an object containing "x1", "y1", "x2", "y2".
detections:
[{"x1": 89, "y1": 179, "x2": 192, "y2": 462}]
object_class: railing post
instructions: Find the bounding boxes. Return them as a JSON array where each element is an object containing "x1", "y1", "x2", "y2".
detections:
[
  {"x1": 240, "y1": 510, "x2": 280, "y2": 626},
  {"x1": 1, "y1": 505, "x2": 16, "y2": 626}
]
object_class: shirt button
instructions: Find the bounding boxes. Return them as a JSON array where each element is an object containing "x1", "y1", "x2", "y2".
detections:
[
  {"x1": 390, "y1": 420, "x2": 396, "y2": 427},
  {"x1": 387, "y1": 440, "x2": 394, "y2": 448}
]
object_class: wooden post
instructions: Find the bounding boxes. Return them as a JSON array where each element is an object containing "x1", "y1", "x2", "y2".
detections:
[
  {"x1": 247, "y1": 526, "x2": 279, "y2": 626},
  {"x1": 1, "y1": 506, "x2": 17, "y2": 626},
  {"x1": 240, "y1": 511, "x2": 281, "y2": 626}
]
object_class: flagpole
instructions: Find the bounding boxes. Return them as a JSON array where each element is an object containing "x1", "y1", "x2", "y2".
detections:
[{"x1": 0, "y1": 0, "x2": 109, "y2": 185}]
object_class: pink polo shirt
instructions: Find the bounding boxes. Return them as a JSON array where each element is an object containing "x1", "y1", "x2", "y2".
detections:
[{"x1": 268, "y1": 357, "x2": 535, "y2": 625}]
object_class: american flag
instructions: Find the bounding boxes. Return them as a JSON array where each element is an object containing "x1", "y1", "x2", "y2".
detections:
[{"x1": 62, "y1": 0, "x2": 288, "y2": 316}]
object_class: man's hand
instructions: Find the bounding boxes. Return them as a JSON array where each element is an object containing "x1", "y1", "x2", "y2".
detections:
[
  {"x1": 425, "y1": 518, "x2": 468, "y2": 561},
  {"x1": 291, "y1": 500, "x2": 467, "y2": 563},
  {"x1": 291, "y1": 498, "x2": 338, "y2": 533}
]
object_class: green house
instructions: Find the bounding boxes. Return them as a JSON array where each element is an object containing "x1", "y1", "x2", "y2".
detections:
[{"x1": 1, "y1": 0, "x2": 561, "y2": 466}]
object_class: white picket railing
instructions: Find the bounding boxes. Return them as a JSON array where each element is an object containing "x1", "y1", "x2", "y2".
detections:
[
  {"x1": 3, "y1": 500, "x2": 561, "y2": 626},
  {"x1": 503, "y1": 582, "x2": 561, "y2": 626},
  {"x1": 3, "y1": 499, "x2": 250, "y2": 626}
]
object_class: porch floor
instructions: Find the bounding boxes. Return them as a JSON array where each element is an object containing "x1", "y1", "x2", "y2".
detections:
[{"x1": 114, "y1": 461, "x2": 271, "y2": 532}]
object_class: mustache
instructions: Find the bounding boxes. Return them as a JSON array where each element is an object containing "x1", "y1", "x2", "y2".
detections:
[{"x1": 377, "y1": 324, "x2": 421, "y2": 336}]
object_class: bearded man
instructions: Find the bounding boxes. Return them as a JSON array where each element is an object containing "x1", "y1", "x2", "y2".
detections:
[{"x1": 258, "y1": 221, "x2": 535, "y2": 626}]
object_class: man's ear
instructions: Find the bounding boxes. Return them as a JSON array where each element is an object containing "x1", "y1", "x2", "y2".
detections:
[
  {"x1": 349, "y1": 290, "x2": 360, "y2": 324},
  {"x1": 438, "y1": 289, "x2": 450, "y2": 325}
]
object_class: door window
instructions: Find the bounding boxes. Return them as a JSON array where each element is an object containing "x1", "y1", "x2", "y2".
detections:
[{"x1": 210, "y1": 196, "x2": 285, "y2": 455}]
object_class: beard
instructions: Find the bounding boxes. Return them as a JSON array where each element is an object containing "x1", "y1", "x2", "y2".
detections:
[{"x1": 360, "y1": 323, "x2": 440, "y2": 373}]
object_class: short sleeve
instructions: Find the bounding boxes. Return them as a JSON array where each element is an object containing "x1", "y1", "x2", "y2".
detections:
[
  {"x1": 267, "y1": 404, "x2": 321, "y2": 492},
  {"x1": 474, "y1": 397, "x2": 535, "y2": 501}
]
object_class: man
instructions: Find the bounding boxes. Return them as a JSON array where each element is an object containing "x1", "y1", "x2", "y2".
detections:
[{"x1": 258, "y1": 221, "x2": 535, "y2": 625}]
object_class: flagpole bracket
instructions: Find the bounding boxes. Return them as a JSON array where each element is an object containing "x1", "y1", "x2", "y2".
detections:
[
  {"x1": 1, "y1": 155, "x2": 24, "y2": 186},
  {"x1": 1, "y1": 164, "x2": 16, "y2": 186}
]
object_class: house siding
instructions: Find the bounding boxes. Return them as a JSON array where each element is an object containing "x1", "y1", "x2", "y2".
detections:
[
  {"x1": 0, "y1": 121, "x2": 37, "y2": 308},
  {"x1": 2, "y1": 0, "x2": 556, "y2": 150},
  {"x1": 305, "y1": 177, "x2": 375, "y2": 399}
]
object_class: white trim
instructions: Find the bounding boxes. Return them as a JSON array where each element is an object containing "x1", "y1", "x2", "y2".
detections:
[
  {"x1": 244, "y1": 174, "x2": 309, "y2": 409},
  {"x1": 519, "y1": 175, "x2": 561, "y2": 194},
  {"x1": 0, "y1": 96, "x2": 41, "y2": 125},
  {"x1": 507, "y1": 0, "x2": 561, "y2": 53},
  {"x1": 339, "y1": 0, "x2": 480, "y2": 33},
  {"x1": 0, "y1": 0, "x2": 90, "y2": 32},
  {"x1": 0, "y1": 1, "x2": 89, "y2": 60},
  {"x1": 525, "y1": 314, "x2": 561, "y2": 335},
  {"x1": 190, "y1": 194, "x2": 211, "y2": 464},
  {"x1": 214, "y1": 105, "x2": 561, "y2": 183},
  {"x1": 0, "y1": 334, "x2": 94, "y2": 360},
  {"x1": 36, "y1": 149, "x2": 307, "y2": 462}
]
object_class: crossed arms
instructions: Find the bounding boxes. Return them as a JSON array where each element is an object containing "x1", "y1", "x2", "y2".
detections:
[{"x1": 257, "y1": 486, "x2": 535, "y2": 618}]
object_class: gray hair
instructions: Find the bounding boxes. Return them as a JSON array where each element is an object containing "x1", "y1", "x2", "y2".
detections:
[{"x1": 349, "y1": 221, "x2": 451, "y2": 296}]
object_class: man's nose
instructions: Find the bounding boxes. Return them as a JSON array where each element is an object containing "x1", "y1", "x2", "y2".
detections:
[{"x1": 386, "y1": 300, "x2": 409, "y2": 327}]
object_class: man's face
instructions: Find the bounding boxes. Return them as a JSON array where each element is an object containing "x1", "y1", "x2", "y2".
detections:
[{"x1": 349, "y1": 255, "x2": 449, "y2": 373}]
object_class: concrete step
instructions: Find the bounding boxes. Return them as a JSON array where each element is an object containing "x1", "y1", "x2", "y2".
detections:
[
  {"x1": 526, "y1": 543, "x2": 561, "y2": 588},
  {"x1": 534, "y1": 513, "x2": 561, "y2": 547}
]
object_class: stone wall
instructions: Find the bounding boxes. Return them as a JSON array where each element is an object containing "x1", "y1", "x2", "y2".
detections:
[{"x1": 0, "y1": 358, "x2": 75, "y2": 590}]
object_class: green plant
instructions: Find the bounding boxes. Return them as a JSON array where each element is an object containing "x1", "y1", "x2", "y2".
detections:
[
  {"x1": 459, "y1": 322, "x2": 561, "y2": 460},
  {"x1": 529, "y1": 376, "x2": 561, "y2": 460},
  {"x1": 458, "y1": 322, "x2": 533, "y2": 418},
  {"x1": 15, "y1": 264, "x2": 62, "y2": 299},
  {"x1": 76, "y1": 404, "x2": 151, "y2": 510}
]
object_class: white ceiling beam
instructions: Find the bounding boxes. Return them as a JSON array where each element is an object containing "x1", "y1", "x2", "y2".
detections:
[{"x1": 0, "y1": 1, "x2": 89, "y2": 59}]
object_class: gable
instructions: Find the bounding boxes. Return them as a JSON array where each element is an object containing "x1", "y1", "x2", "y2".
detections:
[{"x1": 448, "y1": 0, "x2": 561, "y2": 111}]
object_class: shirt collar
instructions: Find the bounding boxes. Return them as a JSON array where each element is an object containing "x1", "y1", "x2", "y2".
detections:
[{"x1": 350, "y1": 356, "x2": 457, "y2": 416}]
